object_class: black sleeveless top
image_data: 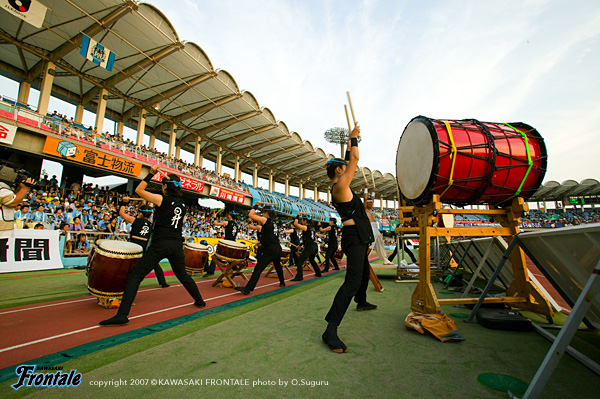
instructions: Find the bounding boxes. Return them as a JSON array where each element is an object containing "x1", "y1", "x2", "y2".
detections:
[
  {"x1": 153, "y1": 195, "x2": 186, "y2": 241},
  {"x1": 302, "y1": 225, "x2": 317, "y2": 247},
  {"x1": 260, "y1": 218, "x2": 280, "y2": 248},
  {"x1": 130, "y1": 217, "x2": 152, "y2": 249},
  {"x1": 224, "y1": 220, "x2": 238, "y2": 241},
  {"x1": 328, "y1": 224, "x2": 338, "y2": 246},
  {"x1": 290, "y1": 229, "x2": 300, "y2": 245},
  {"x1": 331, "y1": 184, "x2": 374, "y2": 244}
]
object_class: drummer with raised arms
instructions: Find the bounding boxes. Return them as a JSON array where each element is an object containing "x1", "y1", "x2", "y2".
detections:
[
  {"x1": 204, "y1": 210, "x2": 239, "y2": 277},
  {"x1": 235, "y1": 202, "x2": 285, "y2": 295},
  {"x1": 118, "y1": 195, "x2": 169, "y2": 288},
  {"x1": 290, "y1": 212, "x2": 322, "y2": 281},
  {"x1": 100, "y1": 165, "x2": 206, "y2": 326},
  {"x1": 322, "y1": 122, "x2": 376, "y2": 353}
]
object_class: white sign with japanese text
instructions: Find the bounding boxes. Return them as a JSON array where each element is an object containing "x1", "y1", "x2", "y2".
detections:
[
  {"x1": 0, "y1": 121, "x2": 17, "y2": 145},
  {"x1": 0, "y1": 229, "x2": 63, "y2": 273}
]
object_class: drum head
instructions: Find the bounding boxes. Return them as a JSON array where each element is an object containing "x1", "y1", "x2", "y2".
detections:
[
  {"x1": 396, "y1": 117, "x2": 438, "y2": 203},
  {"x1": 220, "y1": 239, "x2": 247, "y2": 248},
  {"x1": 97, "y1": 239, "x2": 143, "y2": 254},
  {"x1": 185, "y1": 242, "x2": 208, "y2": 250},
  {"x1": 440, "y1": 213, "x2": 454, "y2": 228}
]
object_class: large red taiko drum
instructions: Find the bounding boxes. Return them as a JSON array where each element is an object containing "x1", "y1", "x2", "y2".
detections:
[
  {"x1": 86, "y1": 239, "x2": 144, "y2": 299},
  {"x1": 395, "y1": 116, "x2": 547, "y2": 206}
]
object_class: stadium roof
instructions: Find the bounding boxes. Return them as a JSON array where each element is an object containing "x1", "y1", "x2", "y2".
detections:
[
  {"x1": 529, "y1": 179, "x2": 600, "y2": 202},
  {"x1": 0, "y1": 0, "x2": 399, "y2": 200}
]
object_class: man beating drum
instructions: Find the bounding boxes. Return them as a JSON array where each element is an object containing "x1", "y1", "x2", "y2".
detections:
[
  {"x1": 100, "y1": 165, "x2": 206, "y2": 326},
  {"x1": 118, "y1": 195, "x2": 169, "y2": 288}
]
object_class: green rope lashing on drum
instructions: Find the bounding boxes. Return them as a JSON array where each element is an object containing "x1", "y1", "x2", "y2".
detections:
[{"x1": 495, "y1": 123, "x2": 533, "y2": 206}]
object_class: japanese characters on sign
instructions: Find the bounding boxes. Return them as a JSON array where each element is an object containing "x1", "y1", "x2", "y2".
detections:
[
  {"x1": 151, "y1": 171, "x2": 205, "y2": 193},
  {"x1": 0, "y1": 121, "x2": 18, "y2": 145},
  {"x1": 209, "y1": 186, "x2": 245, "y2": 204},
  {"x1": 0, "y1": 229, "x2": 63, "y2": 273},
  {"x1": 42, "y1": 137, "x2": 142, "y2": 176}
]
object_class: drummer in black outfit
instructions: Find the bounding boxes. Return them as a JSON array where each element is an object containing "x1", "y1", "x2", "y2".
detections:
[
  {"x1": 236, "y1": 202, "x2": 285, "y2": 295},
  {"x1": 319, "y1": 218, "x2": 340, "y2": 272},
  {"x1": 204, "y1": 210, "x2": 239, "y2": 276},
  {"x1": 290, "y1": 212, "x2": 322, "y2": 281},
  {"x1": 322, "y1": 122, "x2": 377, "y2": 353},
  {"x1": 100, "y1": 166, "x2": 206, "y2": 326},
  {"x1": 118, "y1": 195, "x2": 169, "y2": 288},
  {"x1": 283, "y1": 223, "x2": 300, "y2": 269}
]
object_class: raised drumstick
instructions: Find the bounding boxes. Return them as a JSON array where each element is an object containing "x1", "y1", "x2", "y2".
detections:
[{"x1": 344, "y1": 104, "x2": 368, "y2": 185}]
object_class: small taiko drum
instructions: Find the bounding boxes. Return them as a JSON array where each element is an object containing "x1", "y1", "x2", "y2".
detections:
[
  {"x1": 86, "y1": 239, "x2": 143, "y2": 299},
  {"x1": 334, "y1": 247, "x2": 344, "y2": 262},
  {"x1": 215, "y1": 239, "x2": 249, "y2": 261},
  {"x1": 184, "y1": 242, "x2": 209, "y2": 275},
  {"x1": 396, "y1": 116, "x2": 547, "y2": 206},
  {"x1": 281, "y1": 245, "x2": 291, "y2": 265}
]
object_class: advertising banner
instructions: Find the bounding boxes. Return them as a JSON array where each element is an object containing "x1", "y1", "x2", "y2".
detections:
[
  {"x1": 151, "y1": 171, "x2": 205, "y2": 193},
  {"x1": 43, "y1": 136, "x2": 142, "y2": 177},
  {"x1": 0, "y1": 121, "x2": 17, "y2": 145},
  {"x1": 209, "y1": 186, "x2": 245, "y2": 204},
  {"x1": 0, "y1": 229, "x2": 63, "y2": 273}
]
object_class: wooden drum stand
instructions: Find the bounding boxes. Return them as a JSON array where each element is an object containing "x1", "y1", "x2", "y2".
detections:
[{"x1": 396, "y1": 194, "x2": 554, "y2": 317}]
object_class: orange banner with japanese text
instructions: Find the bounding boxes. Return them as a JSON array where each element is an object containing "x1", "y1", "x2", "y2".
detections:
[{"x1": 42, "y1": 136, "x2": 142, "y2": 176}]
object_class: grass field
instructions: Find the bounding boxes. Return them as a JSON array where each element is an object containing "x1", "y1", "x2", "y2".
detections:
[{"x1": 1, "y1": 255, "x2": 599, "y2": 398}]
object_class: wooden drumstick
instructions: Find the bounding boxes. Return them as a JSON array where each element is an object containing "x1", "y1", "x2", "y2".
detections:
[
  {"x1": 345, "y1": 105, "x2": 368, "y2": 185},
  {"x1": 346, "y1": 91, "x2": 357, "y2": 125}
]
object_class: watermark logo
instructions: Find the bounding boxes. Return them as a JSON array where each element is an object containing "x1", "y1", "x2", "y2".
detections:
[{"x1": 11, "y1": 365, "x2": 82, "y2": 391}]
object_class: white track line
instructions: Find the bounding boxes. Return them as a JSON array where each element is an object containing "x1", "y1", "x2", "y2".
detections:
[
  {"x1": 0, "y1": 278, "x2": 309, "y2": 354},
  {"x1": 0, "y1": 278, "x2": 220, "y2": 316}
]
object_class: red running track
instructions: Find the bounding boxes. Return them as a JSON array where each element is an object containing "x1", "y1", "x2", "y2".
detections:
[{"x1": 0, "y1": 268, "x2": 331, "y2": 370}]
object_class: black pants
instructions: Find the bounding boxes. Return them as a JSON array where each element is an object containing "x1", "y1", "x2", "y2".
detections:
[
  {"x1": 118, "y1": 238, "x2": 203, "y2": 316},
  {"x1": 295, "y1": 243, "x2": 321, "y2": 278},
  {"x1": 323, "y1": 242, "x2": 339, "y2": 271},
  {"x1": 205, "y1": 259, "x2": 216, "y2": 274},
  {"x1": 325, "y1": 226, "x2": 370, "y2": 326},
  {"x1": 388, "y1": 241, "x2": 417, "y2": 263},
  {"x1": 246, "y1": 244, "x2": 284, "y2": 290},
  {"x1": 289, "y1": 245, "x2": 299, "y2": 267},
  {"x1": 134, "y1": 239, "x2": 167, "y2": 286}
]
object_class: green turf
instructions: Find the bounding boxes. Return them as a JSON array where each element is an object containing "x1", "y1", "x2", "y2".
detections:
[{"x1": 2, "y1": 274, "x2": 599, "y2": 399}]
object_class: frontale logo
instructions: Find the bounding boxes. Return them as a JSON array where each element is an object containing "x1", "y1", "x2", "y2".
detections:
[
  {"x1": 8, "y1": 0, "x2": 31, "y2": 13},
  {"x1": 11, "y1": 365, "x2": 82, "y2": 390}
]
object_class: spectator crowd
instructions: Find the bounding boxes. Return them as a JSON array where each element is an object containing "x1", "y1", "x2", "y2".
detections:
[{"x1": 46, "y1": 110, "x2": 250, "y2": 194}]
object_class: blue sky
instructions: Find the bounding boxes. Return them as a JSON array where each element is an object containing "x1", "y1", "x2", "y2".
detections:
[
  {"x1": 148, "y1": 0, "x2": 599, "y2": 183},
  {"x1": 2, "y1": 0, "x2": 599, "y2": 190}
]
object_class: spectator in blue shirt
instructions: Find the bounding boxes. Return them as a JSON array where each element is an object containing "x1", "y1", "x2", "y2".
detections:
[
  {"x1": 15, "y1": 204, "x2": 31, "y2": 222},
  {"x1": 74, "y1": 233, "x2": 90, "y2": 254},
  {"x1": 31, "y1": 205, "x2": 48, "y2": 223}
]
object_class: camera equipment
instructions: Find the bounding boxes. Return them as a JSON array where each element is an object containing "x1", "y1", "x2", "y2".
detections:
[{"x1": 0, "y1": 161, "x2": 33, "y2": 187}]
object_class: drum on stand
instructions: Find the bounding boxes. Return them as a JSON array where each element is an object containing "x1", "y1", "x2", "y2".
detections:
[
  {"x1": 334, "y1": 247, "x2": 344, "y2": 262},
  {"x1": 281, "y1": 245, "x2": 291, "y2": 265},
  {"x1": 396, "y1": 116, "x2": 547, "y2": 206},
  {"x1": 215, "y1": 240, "x2": 249, "y2": 269},
  {"x1": 184, "y1": 242, "x2": 209, "y2": 275},
  {"x1": 86, "y1": 239, "x2": 144, "y2": 299}
]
